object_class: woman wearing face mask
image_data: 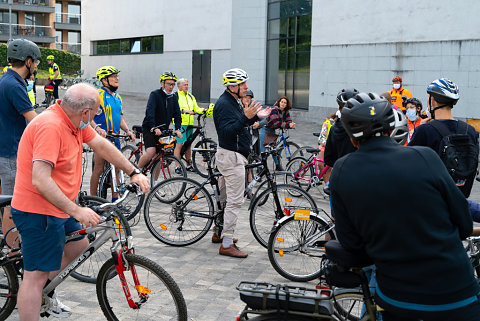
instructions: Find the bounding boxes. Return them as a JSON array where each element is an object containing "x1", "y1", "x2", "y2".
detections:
[
  {"x1": 404, "y1": 97, "x2": 423, "y2": 145},
  {"x1": 388, "y1": 76, "x2": 412, "y2": 111}
]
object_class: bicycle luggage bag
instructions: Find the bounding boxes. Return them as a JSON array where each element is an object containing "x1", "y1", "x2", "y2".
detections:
[{"x1": 237, "y1": 282, "x2": 333, "y2": 315}]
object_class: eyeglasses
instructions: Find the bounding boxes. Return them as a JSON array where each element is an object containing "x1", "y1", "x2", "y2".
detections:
[
  {"x1": 164, "y1": 82, "x2": 176, "y2": 87},
  {"x1": 34, "y1": 59, "x2": 40, "y2": 66},
  {"x1": 109, "y1": 74, "x2": 119, "y2": 79}
]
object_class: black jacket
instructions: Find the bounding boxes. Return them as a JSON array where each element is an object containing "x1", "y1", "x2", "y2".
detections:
[
  {"x1": 330, "y1": 136, "x2": 478, "y2": 308},
  {"x1": 213, "y1": 90, "x2": 258, "y2": 158},
  {"x1": 142, "y1": 89, "x2": 181, "y2": 132},
  {"x1": 324, "y1": 119, "x2": 356, "y2": 167}
]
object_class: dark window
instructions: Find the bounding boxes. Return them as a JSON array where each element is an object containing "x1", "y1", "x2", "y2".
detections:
[{"x1": 92, "y1": 35, "x2": 164, "y2": 55}]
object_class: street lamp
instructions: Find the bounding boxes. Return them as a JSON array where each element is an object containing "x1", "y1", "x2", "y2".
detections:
[{"x1": 8, "y1": 0, "x2": 12, "y2": 42}]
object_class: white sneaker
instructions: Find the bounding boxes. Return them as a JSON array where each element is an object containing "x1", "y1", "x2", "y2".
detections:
[{"x1": 40, "y1": 292, "x2": 71, "y2": 318}]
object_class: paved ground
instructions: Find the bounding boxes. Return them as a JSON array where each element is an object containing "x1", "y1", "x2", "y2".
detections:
[{"x1": 6, "y1": 87, "x2": 480, "y2": 320}]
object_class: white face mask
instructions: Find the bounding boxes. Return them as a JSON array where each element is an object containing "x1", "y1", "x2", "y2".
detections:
[
  {"x1": 79, "y1": 109, "x2": 91, "y2": 129},
  {"x1": 393, "y1": 83, "x2": 401, "y2": 90},
  {"x1": 406, "y1": 108, "x2": 417, "y2": 121}
]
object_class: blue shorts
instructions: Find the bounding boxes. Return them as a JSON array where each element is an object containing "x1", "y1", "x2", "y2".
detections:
[
  {"x1": 11, "y1": 208, "x2": 84, "y2": 272},
  {"x1": 177, "y1": 125, "x2": 193, "y2": 144}
]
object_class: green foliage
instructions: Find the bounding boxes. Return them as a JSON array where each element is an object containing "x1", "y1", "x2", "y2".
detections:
[{"x1": 0, "y1": 44, "x2": 81, "y2": 78}]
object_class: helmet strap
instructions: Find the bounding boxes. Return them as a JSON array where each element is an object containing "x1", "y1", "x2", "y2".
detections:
[
  {"x1": 104, "y1": 77, "x2": 118, "y2": 93},
  {"x1": 226, "y1": 84, "x2": 241, "y2": 99}
]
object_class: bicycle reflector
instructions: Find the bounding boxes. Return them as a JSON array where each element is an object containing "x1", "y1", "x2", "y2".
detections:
[
  {"x1": 191, "y1": 193, "x2": 198, "y2": 200},
  {"x1": 114, "y1": 217, "x2": 123, "y2": 233},
  {"x1": 135, "y1": 285, "x2": 151, "y2": 294},
  {"x1": 284, "y1": 197, "x2": 292, "y2": 203},
  {"x1": 160, "y1": 224, "x2": 167, "y2": 230},
  {"x1": 279, "y1": 249, "x2": 284, "y2": 257},
  {"x1": 276, "y1": 237, "x2": 284, "y2": 243}
]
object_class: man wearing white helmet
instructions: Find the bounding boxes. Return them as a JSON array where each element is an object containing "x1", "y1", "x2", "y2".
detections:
[{"x1": 213, "y1": 68, "x2": 271, "y2": 258}]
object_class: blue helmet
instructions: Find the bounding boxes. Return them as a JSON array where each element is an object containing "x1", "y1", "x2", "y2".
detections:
[{"x1": 427, "y1": 78, "x2": 459, "y2": 105}]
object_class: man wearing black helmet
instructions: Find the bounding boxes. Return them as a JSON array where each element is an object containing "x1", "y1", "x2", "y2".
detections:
[{"x1": 330, "y1": 92, "x2": 479, "y2": 321}]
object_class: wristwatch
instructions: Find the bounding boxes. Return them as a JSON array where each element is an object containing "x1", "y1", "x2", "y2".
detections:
[{"x1": 129, "y1": 168, "x2": 141, "y2": 177}]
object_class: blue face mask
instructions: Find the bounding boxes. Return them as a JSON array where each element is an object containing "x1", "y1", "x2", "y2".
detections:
[
  {"x1": 79, "y1": 109, "x2": 91, "y2": 129},
  {"x1": 406, "y1": 108, "x2": 417, "y2": 121},
  {"x1": 162, "y1": 87, "x2": 173, "y2": 96},
  {"x1": 26, "y1": 80, "x2": 34, "y2": 92}
]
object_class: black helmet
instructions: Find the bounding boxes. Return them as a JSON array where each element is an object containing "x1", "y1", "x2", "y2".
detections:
[
  {"x1": 336, "y1": 88, "x2": 359, "y2": 108},
  {"x1": 7, "y1": 39, "x2": 41, "y2": 62},
  {"x1": 426, "y1": 78, "x2": 459, "y2": 106},
  {"x1": 341, "y1": 92, "x2": 395, "y2": 141},
  {"x1": 404, "y1": 97, "x2": 422, "y2": 109},
  {"x1": 245, "y1": 90, "x2": 254, "y2": 98}
]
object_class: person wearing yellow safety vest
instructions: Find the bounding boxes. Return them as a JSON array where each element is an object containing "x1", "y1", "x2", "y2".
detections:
[
  {"x1": 388, "y1": 76, "x2": 412, "y2": 112},
  {"x1": 173, "y1": 78, "x2": 205, "y2": 171},
  {"x1": 2, "y1": 63, "x2": 11, "y2": 74},
  {"x1": 44, "y1": 55, "x2": 62, "y2": 101}
]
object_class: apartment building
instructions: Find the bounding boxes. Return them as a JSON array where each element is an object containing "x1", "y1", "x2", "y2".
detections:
[{"x1": 0, "y1": 0, "x2": 81, "y2": 54}]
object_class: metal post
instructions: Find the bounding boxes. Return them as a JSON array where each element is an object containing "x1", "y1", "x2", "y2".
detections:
[{"x1": 8, "y1": 0, "x2": 12, "y2": 42}]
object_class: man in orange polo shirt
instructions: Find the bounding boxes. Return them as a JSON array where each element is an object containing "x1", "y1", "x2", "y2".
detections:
[
  {"x1": 388, "y1": 76, "x2": 412, "y2": 112},
  {"x1": 11, "y1": 83, "x2": 149, "y2": 320}
]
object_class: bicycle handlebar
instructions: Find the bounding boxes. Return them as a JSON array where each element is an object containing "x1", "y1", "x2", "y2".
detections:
[
  {"x1": 90, "y1": 183, "x2": 142, "y2": 215},
  {"x1": 105, "y1": 132, "x2": 132, "y2": 141}
]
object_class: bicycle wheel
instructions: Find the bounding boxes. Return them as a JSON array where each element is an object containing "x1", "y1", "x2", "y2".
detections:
[
  {"x1": 270, "y1": 141, "x2": 300, "y2": 171},
  {"x1": 121, "y1": 144, "x2": 140, "y2": 165},
  {"x1": 150, "y1": 154, "x2": 186, "y2": 188},
  {"x1": 284, "y1": 156, "x2": 313, "y2": 194},
  {"x1": 96, "y1": 253, "x2": 188, "y2": 321},
  {"x1": 333, "y1": 290, "x2": 365, "y2": 321},
  {"x1": 0, "y1": 262, "x2": 19, "y2": 320},
  {"x1": 191, "y1": 138, "x2": 217, "y2": 178},
  {"x1": 291, "y1": 146, "x2": 314, "y2": 159},
  {"x1": 250, "y1": 184, "x2": 318, "y2": 248},
  {"x1": 98, "y1": 166, "x2": 145, "y2": 221},
  {"x1": 144, "y1": 177, "x2": 214, "y2": 246},
  {"x1": 267, "y1": 214, "x2": 335, "y2": 282}
]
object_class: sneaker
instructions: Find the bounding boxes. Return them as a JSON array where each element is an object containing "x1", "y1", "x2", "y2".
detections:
[
  {"x1": 40, "y1": 292, "x2": 71, "y2": 318},
  {"x1": 186, "y1": 165, "x2": 195, "y2": 172},
  {"x1": 175, "y1": 167, "x2": 182, "y2": 175}
]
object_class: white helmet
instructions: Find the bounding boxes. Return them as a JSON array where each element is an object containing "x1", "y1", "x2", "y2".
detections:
[
  {"x1": 222, "y1": 68, "x2": 248, "y2": 87},
  {"x1": 390, "y1": 109, "x2": 408, "y2": 145}
]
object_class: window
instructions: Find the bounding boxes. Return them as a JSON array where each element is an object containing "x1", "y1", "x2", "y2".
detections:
[
  {"x1": 266, "y1": 0, "x2": 312, "y2": 109},
  {"x1": 92, "y1": 36, "x2": 164, "y2": 56},
  {"x1": 68, "y1": 31, "x2": 80, "y2": 44},
  {"x1": 56, "y1": 30, "x2": 62, "y2": 43},
  {"x1": 67, "y1": 4, "x2": 80, "y2": 24}
]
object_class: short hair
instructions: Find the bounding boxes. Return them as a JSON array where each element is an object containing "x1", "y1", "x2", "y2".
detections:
[
  {"x1": 8, "y1": 58, "x2": 26, "y2": 68},
  {"x1": 61, "y1": 83, "x2": 98, "y2": 113},
  {"x1": 177, "y1": 78, "x2": 188, "y2": 86},
  {"x1": 275, "y1": 96, "x2": 292, "y2": 111}
]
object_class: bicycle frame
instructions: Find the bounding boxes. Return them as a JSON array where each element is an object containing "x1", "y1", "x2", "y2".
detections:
[{"x1": 293, "y1": 156, "x2": 330, "y2": 186}]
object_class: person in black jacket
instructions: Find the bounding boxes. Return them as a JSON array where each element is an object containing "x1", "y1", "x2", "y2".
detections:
[
  {"x1": 330, "y1": 92, "x2": 480, "y2": 321},
  {"x1": 213, "y1": 68, "x2": 270, "y2": 258},
  {"x1": 138, "y1": 72, "x2": 182, "y2": 169}
]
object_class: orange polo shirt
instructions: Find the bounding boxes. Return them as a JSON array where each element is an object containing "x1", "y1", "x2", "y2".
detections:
[
  {"x1": 12, "y1": 102, "x2": 96, "y2": 218},
  {"x1": 388, "y1": 87, "x2": 412, "y2": 111}
]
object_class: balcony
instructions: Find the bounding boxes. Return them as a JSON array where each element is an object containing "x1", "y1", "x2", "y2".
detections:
[
  {"x1": 54, "y1": 12, "x2": 80, "y2": 31},
  {"x1": 0, "y1": 0, "x2": 55, "y2": 13},
  {"x1": 56, "y1": 42, "x2": 80, "y2": 54},
  {"x1": 0, "y1": 22, "x2": 54, "y2": 43}
]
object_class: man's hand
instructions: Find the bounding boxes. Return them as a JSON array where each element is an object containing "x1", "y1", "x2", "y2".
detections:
[
  {"x1": 71, "y1": 206, "x2": 101, "y2": 227},
  {"x1": 257, "y1": 106, "x2": 272, "y2": 118},
  {"x1": 154, "y1": 128, "x2": 162, "y2": 136},
  {"x1": 127, "y1": 130, "x2": 136, "y2": 142},
  {"x1": 174, "y1": 130, "x2": 183, "y2": 139},
  {"x1": 186, "y1": 110, "x2": 195, "y2": 115},
  {"x1": 289, "y1": 122, "x2": 296, "y2": 129},
  {"x1": 252, "y1": 122, "x2": 260, "y2": 129},
  {"x1": 130, "y1": 173, "x2": 150, "y2": 194},
  {"x1": 244, "y1": 100, "x2": 264, "y2": 119},
  {"x1": 96, "y1": 127, "x2": 107, "y2": 138},
  {"x1": 420, "y1": 117, "x2": 432, "y2": 125}
]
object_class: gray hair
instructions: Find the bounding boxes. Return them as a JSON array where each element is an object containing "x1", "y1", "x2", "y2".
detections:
[
  {"x1": 177, "y1": 78, "x2": 188, "y2": 86},
  {"x1": 60, "y1": 83, "x2": 98, "y2": 113}
]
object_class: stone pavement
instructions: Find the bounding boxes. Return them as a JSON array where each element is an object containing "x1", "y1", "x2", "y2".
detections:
[{"x1": 6, "y1": 88, "x2": 480, "y2": 320}]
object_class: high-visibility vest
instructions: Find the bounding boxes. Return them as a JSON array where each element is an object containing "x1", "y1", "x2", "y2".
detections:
[{"x1": 389, "y1": 87, "x2": 412, "y2": 111}]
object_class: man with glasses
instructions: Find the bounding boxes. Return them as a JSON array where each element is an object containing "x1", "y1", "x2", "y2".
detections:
[
  {"x1": 89, "y1": 66, "x2": 135, "y2": 200},
  {"x1": 138, "y1": 71, "x2": 182, "y2": 169}
]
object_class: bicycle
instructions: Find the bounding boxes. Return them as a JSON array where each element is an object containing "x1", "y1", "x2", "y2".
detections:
[
  {"x1": 60, "y1": 70, "x2": 83, "y2": 90},
  {"x1": 0, "y1": 185, "x2": 188, "y2": 320},
  {"x1": 464, "y1": 236, "x2": 480, "y2": 281},
  {"x1": 143, "y1": 144, "x2": 318, "y2": 248},
  {"x1": 33, "y1": 82, "x2": 55, "y2": 110},
  {"x1": 264, "y1": 128, "x2": 300, "y2": 171}
]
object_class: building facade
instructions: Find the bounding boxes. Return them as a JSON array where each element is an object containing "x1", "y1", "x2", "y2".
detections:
[
  {"x1": 81, "y1": 0, "x2": 480, "y2": 120},
  {"x1": 0, "y1": 0, "x2": 81, "y2": 54}
]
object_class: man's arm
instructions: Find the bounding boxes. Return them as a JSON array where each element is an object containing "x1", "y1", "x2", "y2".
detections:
[
  {"x1": 120, "y1": 116, "x2": 135, "y2": 141},
  {"x1": 32, "y1": 161, "x2": 101, "y2": 226},
  {"x1": 22, "y1": 110, "x2": 37, "y2": 122}
]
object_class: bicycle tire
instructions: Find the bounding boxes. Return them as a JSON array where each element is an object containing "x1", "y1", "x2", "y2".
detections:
[
  {"x1": 150, "y1": 154, "x2": 186, "y2": 188},
  {"x1": 333, "y1": 290, "x2": 365, "y2": 321},
  {"x1": 72, "y1": 195, "x2": 131, "y2": 283},
  {"x1": 121, "y1": 144, "x2": 140, "y2": 165},
  {"x1": 284, "y1": 156, "x2": 313, "y2": 194},
  {"x1": 96, "y1": 253, "x2": 188, "y2": 321},
  {"x1": 191, "y1": 138, "x2": 217, "y2": 178},
  {"x1": 250, "y1": 184, "x2": 318, "y2": 248},
  {"x1": 267, "y1": 214, "x2": 335, "y2": 282},
  {"x1": 143, "y1": 177, "x2": 214, "y2": 246},
  {"x1": 0, "y1": 262, "x2": 19, "y2": 321},
  {"x1": 271, "y1": 141, "x2": 300, "y2": 171},
  {"x1": 98, "y1": 166, "x2": 145, "y2": 221}
]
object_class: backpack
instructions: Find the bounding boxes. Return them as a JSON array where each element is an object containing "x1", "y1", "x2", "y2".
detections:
[{"x1": 430, "y1": 120, "x2": 479, "y2": 197}]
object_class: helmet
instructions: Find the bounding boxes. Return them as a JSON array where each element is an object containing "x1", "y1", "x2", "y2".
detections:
[
  {"x1": 206, "y1": 103, "x2": 215, "y2": 118},
  {"x1": 392, "y1": 76, "x2": 402, "y2": 82},
  {"x1": 245, "y1": 90, "x2": 254, "y2": 98},
  {"x1": 426, "y1": 78, "x2": 459, "y2": 105},
  {"x1": 96, "y1": 66, "x2": 120, "y2": 81},
  {"x1": 47, "y1": 55, "x2": 54, "y2": 60},
  {"x1": 7, "y1": 39, "x2": 41, "y2": 62},
  {"x1": 341, "y1": 92, "x2": 395, "y2": 141},
  {"x1": 159, "y1": 71, "x2": 177, "y2": 82},
  {"x1": 336, "y1": 88, "x2": 359, "y2": 108},
  {"x1": 390, "y1": 109, "x2": 408, "y2": 145},
  {"x1": 222, "y1": 68, "x2": 248, "y2": 86},
  {"x1": 404, "y1": 97, "x2": 422, "y2": 109}
]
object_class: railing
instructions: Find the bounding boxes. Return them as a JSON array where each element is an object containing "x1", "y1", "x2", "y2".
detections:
[
  {"x1": 55, "y1": 12, "x2": 81, "y2": 24},
  {"x1": 0, "y1": 22, "x2": 52, "y2": 37},
  {"x1": 56, "y1": 42, "x2": 80, "y2": 54},
  {"x1": 0, "y1": 0, "x2": 53, "y2": 6}
]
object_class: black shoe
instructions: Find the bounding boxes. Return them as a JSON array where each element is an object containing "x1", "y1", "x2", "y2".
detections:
[
  {"x1": 186, "y1": 165, "x2": 195, "y2": 172},
  {"x1": 175, "y1": 167, "x2": 182, "y2": 175}
]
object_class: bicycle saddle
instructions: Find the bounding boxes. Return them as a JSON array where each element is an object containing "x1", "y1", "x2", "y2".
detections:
[
  {"x1": 325, "y1": 240, "x2": 373, "y2": 268},
  {"x1": 312, "y1": 132, "x2": 320, "y2": 137},
  {"x1": 306, "y1": 148, "x2": 320, "y2": 154},
  {"x1": 132, "y1": 125, "x2": 143, "y2": 134},
  {"x1": 0, "y1": 195, "x2": 12, "y2": 208}
]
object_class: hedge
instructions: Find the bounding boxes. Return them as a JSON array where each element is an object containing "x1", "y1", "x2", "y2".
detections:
[{"x1": 0, "y1": 43, "x2": 81, "y2": 77}]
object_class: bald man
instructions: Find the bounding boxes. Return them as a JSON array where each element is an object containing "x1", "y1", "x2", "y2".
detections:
[{"x1": 11, "y1": 83, "x2": 150, "y2": 320}]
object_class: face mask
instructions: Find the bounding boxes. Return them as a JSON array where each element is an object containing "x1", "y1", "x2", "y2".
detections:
[
  {"x1": 335, "y1": 110, "x2": 342, "y2": 119},
  {"x1": 393, "y1": 83, "x2": 401, "y2": 90},
  {"x1": 406, "y1": 108, "x2": 417, "y2": 121},
  {"x1": 79, "y1": 110, "x2": 91, "y2": 129},
  {"x1": 162, "y1": 87, "x2": 173, "y2": 96},
  {"x1": 26, "y1": 80, "x2": 34, "y2": 92}
]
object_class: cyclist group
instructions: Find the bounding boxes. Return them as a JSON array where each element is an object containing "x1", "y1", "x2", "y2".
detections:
[{"x1": 0, "y1": 36, "x2": 479, "y2": 321}]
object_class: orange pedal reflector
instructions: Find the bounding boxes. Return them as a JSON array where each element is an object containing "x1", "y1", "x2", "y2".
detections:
[
  {"x1": 114, "y1": 218, "x2": 123, "y2": 233},
  {"x1": 135, "y1": 285, "x2": 151, "y2": 294},
  {"x1": 285, "y1": 197, "x2": 292, "y2": 203},
  {"x1": 276, "y1": 237, "x2": 284, "y2": 243},
  {"x1": 279, "y1": 249, "x2": 284, "y2": 257},
  {"x1": 160, "y1": 224, "x2": 167, "y2": 230},
  {"x1": 192, "y1": 194, "x2": 198, "y2": 200}
]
